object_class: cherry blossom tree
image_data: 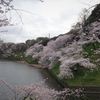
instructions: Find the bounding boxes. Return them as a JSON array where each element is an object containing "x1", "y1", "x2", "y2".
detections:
[
  {"x1": 0, "y1": 0, "x2": 43, "y2": 28},
  {"x1": 0, "y1": 42, "x2": 27, "y2": 59},
  {"x1": 25, "y1": 43, "x2": 43, "y2": 57},
  {"x1": 0, "y1": 78, "x2": 83, "y2": 100},
  {"x1": 25, "y1": 20, "x2": 100, "y2": 78},
  {"x1": 0, "y1": 0, "x2": 13, "y2": 27},
  {"x1": 1, "y1": 20, "x2": 100, "y2": 78}
]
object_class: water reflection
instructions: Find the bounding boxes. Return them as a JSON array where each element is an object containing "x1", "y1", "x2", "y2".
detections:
[
  {"x1": 38, "y1": 69, "x2": 63, "y2": 90},
  {"x1": 0, "y1": 60, "x2": 63, "y2": 99}
]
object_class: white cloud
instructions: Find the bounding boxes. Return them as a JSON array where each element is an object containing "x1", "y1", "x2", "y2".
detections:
[{"x1": 0, "y1": 0, "x2": 100, "y2": 43}]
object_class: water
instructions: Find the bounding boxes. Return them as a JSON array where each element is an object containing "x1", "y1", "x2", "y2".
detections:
[
  {"x1": 1, "y1": 60, "x2": 99, "y2": 100},
  {"x1": 0, "y1": 60, "x2": 63, "y2": 99}
]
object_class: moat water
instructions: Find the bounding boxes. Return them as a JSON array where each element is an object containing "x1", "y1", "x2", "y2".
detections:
[{"x1": 0, "y1": 60, "x2": 63, "y2": 99}]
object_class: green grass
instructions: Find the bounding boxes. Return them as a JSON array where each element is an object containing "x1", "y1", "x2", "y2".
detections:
[
  {"x1": 82, "y1": 42, "x2": 100, "y2": 58},
  {"x1": 62, "y1": 68, "x2": 100, "y2": 86},
  {"x1": 24, "y1": 56, "x2": 38, "y2": 64},
  {"x1": 51, "y1": 42, "x2": 100, "y2": 86},
  {"x1": 51, "y1": 62, "x2": 100, "y2": 86},
  {"x1": 62, "y1": 42, "x2": 100, "y2": 86},
  {"x1": 52, "y1": 61, "x2": 60, "y2": 76},
  {"x1": 82, "y1": 42, "x2": 100, "y2": 65}
]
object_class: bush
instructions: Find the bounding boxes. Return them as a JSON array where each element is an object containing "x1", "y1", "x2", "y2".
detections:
[{"x1": 36, "y1": 37, "x2": 50, "y2": 46}]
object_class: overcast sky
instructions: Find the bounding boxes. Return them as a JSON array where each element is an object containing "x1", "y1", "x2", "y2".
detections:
[{"x1": 0, "y1": 0, "x2": 100, "y2": 43}]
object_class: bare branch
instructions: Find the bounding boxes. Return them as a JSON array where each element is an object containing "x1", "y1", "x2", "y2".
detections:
[{"x1": 75, "y1": 0, "x2": 90, "y2": 6}]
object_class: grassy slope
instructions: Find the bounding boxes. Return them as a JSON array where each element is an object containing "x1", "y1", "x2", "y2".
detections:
[
  {"x1": 62, "y1": 68, "x2": 100, "y2": 86},
  {"x1": 23, "y1": 56, "x2": 38, "y2": 64},
  {"x1": 52, "y1": 61, "x2": 60, "y2": 76},
  {"x1": 52, "y1": 42, "x2": 100, "y2": 86}
]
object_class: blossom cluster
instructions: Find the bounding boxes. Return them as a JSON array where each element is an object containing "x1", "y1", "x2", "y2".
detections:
[
  {"x1": 0, "y1": 22, "x2": 100, "y2": 78},
  {"x1": 0, "y1": 42, "x2": 27, "y2": 57},
  {"x1": 25, "y1": 22, "x2": 100, "y2": 78},
  {"x1": 0, "y1": 79, "x2": 83, "y2": 100}
]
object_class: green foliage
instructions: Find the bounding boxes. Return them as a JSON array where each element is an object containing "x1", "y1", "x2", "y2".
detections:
[
  {"x1": 25, "y1": 39, "x2": 36, "y2": 47},
  {"x1": 82, "y1": 42, "x2": 100, "y2": 58},
  {"x1": 22, "y1": 97, "x2": 27, "y2": 100},
  {"x1": 24, "y1": 56, "x2": 38, "y2": 64},
  {"x1": 83, "y1": 44, "x2": 94, "y2": 57},
  {"x1": 0, "y1": 53, "x2": 24, "y2": 60},
  {"x1": 36, "y1": 37, "x2": 50, "y2": 46},
  {"x1": 71, "y1": 65, "x2": 86, "y2": 77},
  {"x1": 85, "y1": 4, "x2": 100, "y2": 25},
  {"x1": 14, "y1": 53, "x2": 24, "y2": 60},
  {"x1": 22, "y1": 97, "x2": 35, "y2": 100},
  {"x1": 50, "y1": 36, "x2": 58, "y2": 41},
  {"x1": 67, "y1": 29, "x2": 78, "y2": 35},
  {"x1": 82, "y1": 42, "x2": 100, "y2": 67}
]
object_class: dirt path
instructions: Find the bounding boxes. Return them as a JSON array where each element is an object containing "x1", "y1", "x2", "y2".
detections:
[{"x1": 17, "y1": 61, "x2": 42, "y2": 68}]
